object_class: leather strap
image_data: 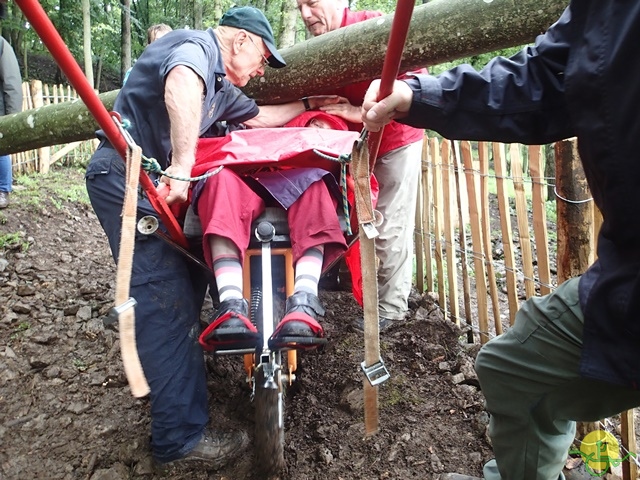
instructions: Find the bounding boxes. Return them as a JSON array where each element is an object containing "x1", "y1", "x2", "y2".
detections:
[
  {"x1": 351, "y1": 136, "x2": 381, "y2": 436},
  {"x1": 116, "y1": 145, "x2": 150, "y2": 398}
]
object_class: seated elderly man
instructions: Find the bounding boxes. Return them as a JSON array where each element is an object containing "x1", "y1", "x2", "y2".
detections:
[{"x1": 191, "y1": 112, "x2": 358, "y2": 352}]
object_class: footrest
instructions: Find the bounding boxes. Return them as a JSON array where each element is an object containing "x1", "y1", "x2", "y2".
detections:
[{"x1": 268, "y1": 336, "x2": 328, "y2": 351}]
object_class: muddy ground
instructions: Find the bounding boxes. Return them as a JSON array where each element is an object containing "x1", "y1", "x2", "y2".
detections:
[{"x1": 0, "y1": 166, "x2": 632, "y2": 480}]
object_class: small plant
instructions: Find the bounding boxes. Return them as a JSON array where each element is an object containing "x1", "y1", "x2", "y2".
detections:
[
  {"x1": 10, "y1": 322, "x2": 30, "y2": 340},
  {"x1": 73, "y1": 358, "x2": 88, "y2": 371},
  {"x1": 0, "y1": 232, "x2": 24, "y2": 250}
]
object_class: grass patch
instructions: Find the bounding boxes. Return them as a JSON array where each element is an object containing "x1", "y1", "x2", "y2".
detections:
[
  {"x1": 10, "y1": 322, "x2": 30, "y2": 340},
  {"x1": 12, "y1": 168, "x2": 90, "y2": 212},
  {"x1": 0, "y1": 231, "x2": 29, "y2": 252}
]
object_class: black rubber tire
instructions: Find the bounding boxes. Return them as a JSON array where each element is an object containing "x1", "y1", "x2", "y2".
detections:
[{"x1": 254, "y1": 366, "x2": 286, "y2": 475}]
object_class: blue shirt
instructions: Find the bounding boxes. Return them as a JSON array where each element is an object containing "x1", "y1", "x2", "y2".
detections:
[{"x1": 109, "y1": 28, "x2": 259, "y2": 170}]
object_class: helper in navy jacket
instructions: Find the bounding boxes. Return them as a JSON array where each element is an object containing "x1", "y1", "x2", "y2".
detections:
[{"x1": 363, "y1": 3, "x2": 640, "y2": 479}]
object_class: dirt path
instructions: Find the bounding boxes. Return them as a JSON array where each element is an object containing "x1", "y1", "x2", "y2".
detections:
[{"x1": 0, "y1": 166, "x2": 562, "y2": 479}]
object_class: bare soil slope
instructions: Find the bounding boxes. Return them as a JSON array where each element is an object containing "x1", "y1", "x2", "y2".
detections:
[{"x1": 1, "y1": 167, "x2": 494, "y2": 479}]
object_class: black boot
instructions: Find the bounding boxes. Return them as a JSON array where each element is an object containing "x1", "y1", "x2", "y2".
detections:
[
  {"x1": 199, "y1": 298, "x2": 260, "y2": 352},
  {"x1": 268, "y1": 291, "x2": 327, "y2": 350}
]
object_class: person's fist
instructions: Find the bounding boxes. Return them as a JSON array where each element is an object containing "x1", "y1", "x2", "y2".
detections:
[{"x1": 361, "y1": 80, "x2": 413, "y2": 132}]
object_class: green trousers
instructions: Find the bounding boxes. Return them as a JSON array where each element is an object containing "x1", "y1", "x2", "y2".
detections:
[{"x1": 475, "y1": 277, "x2": 640, "y2": 480}]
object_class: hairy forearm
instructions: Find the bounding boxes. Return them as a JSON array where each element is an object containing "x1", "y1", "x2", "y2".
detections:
[
  {"x1": 164, "y1": 66, "x2": 204, "y2": 169},
  {"x1": 244, "y1": 101, "x2": 307, "y2": 128}
]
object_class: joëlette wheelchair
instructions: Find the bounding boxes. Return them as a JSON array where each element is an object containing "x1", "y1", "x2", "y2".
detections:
[{"x1": 181, "y1": 199, "x2": 349, "y2": 474}]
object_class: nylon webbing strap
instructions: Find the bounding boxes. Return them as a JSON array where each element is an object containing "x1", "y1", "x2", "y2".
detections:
[
  {"x1": 352, "y1": 137, "x2": 382, "y2": 436},
  {"x1": 116, "y1": 146, "x2": 150, "y2": 398}
]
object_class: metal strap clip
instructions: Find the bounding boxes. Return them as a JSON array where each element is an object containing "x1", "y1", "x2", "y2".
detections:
[{"x1": 361, "y1": 358, "x2": 390, "y2": 386}]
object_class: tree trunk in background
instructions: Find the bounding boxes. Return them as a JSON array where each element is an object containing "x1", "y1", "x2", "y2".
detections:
[
  {"x1": 545, "y1": 143, "x2": 555, "y2": 201},
  {"x1": 0, "y1": 0, "x2": 567, "y2": 153},
  {"x1": 95, "y1": 56, "x2": 103, "y2": 91},
  {"x1": 194, "y1": 0, "x2": 203, "y2": 30},
  {"x1": 211, "y1": 0, "x2": 224, "y2": 25},
  {"x1": 121, "y1": 0, "x2": 132, "y2": 82},
  {"x1": 82, "y1": 0, "x2": 95, "y2": 89},
  {"x1": 278, "y1": 0, "x2": 298, "y2": 48},
  {"x1": 555, "y1": 138, "x2": 594, "y2": 281},
  {"x1": 243, "y1": 0, "x2": 566, "y2": 103}
]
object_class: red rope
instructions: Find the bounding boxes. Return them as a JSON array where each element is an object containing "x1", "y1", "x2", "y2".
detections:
[
  {"x1": 15, "y1": 0, "x2": 188, "y2": 248},
  {"x1": 368, "y1": 0, "x2": 416, "y2": 169}
]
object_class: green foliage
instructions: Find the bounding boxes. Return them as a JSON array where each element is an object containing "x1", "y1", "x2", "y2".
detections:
[
  {"x1": 430, "y1": 45, "x2": 529, "y2": 76},
  {"x1": 10, "y1": 322, "x2": 30, "y2": 340},
  {"x1": 12, "y1": 169, "x2": 90, "y2": 216},
  {"x1": 12, "y1": 0, "x2": 529, "y2": 88},
  {"x1": 0, "y1": 231, "x2": 24, "y2": 250}
]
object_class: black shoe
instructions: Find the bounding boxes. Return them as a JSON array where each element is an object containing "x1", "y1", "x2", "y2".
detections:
[
  {"x1": 0, "y1": 191, "x2": 8, "y2": 209},
  {"x1": 169, "y1": 428, "x2": 249, "y2": 469},
  {"x1": 353, "y1": 316, "x2": 402, "y2": 333},
  {"x1": 199, "y1": 298, "x2": 260, "y2": 352},
  {"x1": 268, "y1": 291, "x2": 327, "y2": 350}
]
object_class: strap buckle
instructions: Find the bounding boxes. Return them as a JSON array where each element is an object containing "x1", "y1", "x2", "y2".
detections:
[{"x1": 361, "y1": 358, "x2": 390, "y2": 386}]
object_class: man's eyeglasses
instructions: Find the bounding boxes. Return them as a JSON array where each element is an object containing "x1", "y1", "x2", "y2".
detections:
[{"x1": 248, "y1": 35, "x2": 270, "y2": 69}]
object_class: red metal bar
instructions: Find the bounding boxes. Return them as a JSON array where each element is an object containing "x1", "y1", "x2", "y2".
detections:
[
  {"x1": 15, "y1": 0, "x2": 188, "y2": 248},
  {"x1": 368, "y1": 0, "x2": 416, "y2": 169}
]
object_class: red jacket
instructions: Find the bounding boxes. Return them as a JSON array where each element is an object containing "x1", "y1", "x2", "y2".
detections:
[{"x1": 335, "y1": 8, "x2": 425, "y2": 157}]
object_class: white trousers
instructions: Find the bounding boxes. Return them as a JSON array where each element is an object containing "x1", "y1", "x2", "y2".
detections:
[{"x1": 373, "y1": 140, "x2": 423, "y2": 320}]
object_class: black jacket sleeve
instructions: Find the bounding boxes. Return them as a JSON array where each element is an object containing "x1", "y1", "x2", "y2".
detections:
[{"x1": 401, "y1": 7, "x2": 574, "y2": 145}]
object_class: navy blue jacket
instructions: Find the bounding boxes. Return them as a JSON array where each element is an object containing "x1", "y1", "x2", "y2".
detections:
[
  {"x1": 402, "y1": 2, "x2": 640, "y2": 388},
  {"x1": 110, "y1": 28, "x2": 258, "y2": 170}
]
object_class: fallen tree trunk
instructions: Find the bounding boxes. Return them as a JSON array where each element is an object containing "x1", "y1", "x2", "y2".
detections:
[
  {"x1": 0, "y1": 0, "x2": 565, "y2": 154},
  {"x1": 244, "y1": 0, "x2": 566, "y2": 102}
]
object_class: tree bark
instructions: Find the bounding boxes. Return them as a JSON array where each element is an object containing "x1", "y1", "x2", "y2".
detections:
[
  {"x1": 243, "y1": 0, "x2": 567, "y2": 103},
  {"x1": 121, "y1": 0, "x2": 132, "y2": 82},
  {"x1": 82, "y1": 0, "x2": 94, "y2": 89},
  {"x1": 0, "y1": 90, "x2": 118, "y2": 153},
  {"x1": 0, "y1": 0, "x2": 566, "y2": 153},
  {"x1": 278, "y1": 0, "x2": 298, "y2": 49},
  {"x1": 555, "y1": 138, "x2": 594, "y2": 282}
]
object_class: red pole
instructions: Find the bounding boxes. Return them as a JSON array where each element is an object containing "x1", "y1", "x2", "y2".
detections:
[
  {"x1": 368, "y1": 0, "x2": 416, "y2": 169},
  {"x1": 15, "y1": 0, "x2": 188, "y2": 247}
]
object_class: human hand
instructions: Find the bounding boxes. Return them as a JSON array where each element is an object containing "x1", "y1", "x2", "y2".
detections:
[
  {"x1": 361, "y1": 80, "x2": 413, "y2": 132},
  {"x1": 319, "y1": 98, "x2": 361, "y2": 124},
  {"x1": 157, "y1": 164, "x2": 192, "y2": 205}
]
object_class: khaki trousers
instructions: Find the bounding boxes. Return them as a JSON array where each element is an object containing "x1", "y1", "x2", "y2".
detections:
[
  {"x1": 476, "y1": 277, "x2": 640, "y2": 479},
  {"x1": 374, "y1": 140, "x2": 423, "y2": 320}
]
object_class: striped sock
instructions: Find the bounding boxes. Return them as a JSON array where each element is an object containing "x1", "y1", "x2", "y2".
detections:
[
  {"x1": 212, "y1": 255, "x2": 243, "y2": 302},
  {"x1": 294, "y1": 246, "x2": 324, "y2": 295}
]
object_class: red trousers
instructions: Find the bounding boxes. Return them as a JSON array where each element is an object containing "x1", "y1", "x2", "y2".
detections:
[{"x1": 195, "y1": 168, "x2": 347, "y2": 271}]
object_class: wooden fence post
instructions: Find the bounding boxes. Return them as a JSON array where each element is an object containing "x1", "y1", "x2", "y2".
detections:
[
  {"x1": 528, "y1": 145, "x2": 552, "y2": 296},
  {"x1": 492, "y1": 143, "x2": 518, "y2": 325},
  {"x1": 461, "y1": 141, "x2": 490, "y2": 343},
  {"x1": 30, "y1": 80, "x2": 50, "y2": 174},
  {"x1": 555, "y1": 138, "x2": 594, "y2": 282},
  {"x1": 478, "y1": 142, "x2": 502, "y2": 335},
  {"x1": 441, "y1": 139, "x2": 460, "y2": 325},
  {"x1": 421, "y1": 136, "x2": 434, "y2": 293},
  {"x1": 430, "y1": 137, "x2": 447, "y2": 313}
]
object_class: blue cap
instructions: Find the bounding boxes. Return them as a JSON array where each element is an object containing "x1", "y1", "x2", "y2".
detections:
[{"x1": 219, "y1": 6, "x2": 286, "y2": 69}]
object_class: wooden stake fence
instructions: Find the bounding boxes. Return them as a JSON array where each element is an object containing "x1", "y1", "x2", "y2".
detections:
[{"x1": 416, "y1": 135, "x2": 636, "y2": 479}]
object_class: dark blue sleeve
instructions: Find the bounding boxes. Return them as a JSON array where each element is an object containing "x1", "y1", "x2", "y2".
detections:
[
  {"x1": 402, "y1": 7, "x2": 574, "y2": 145},
  {"x1": 211, "y1": 80, "x2": 260, "y2": 126}
]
